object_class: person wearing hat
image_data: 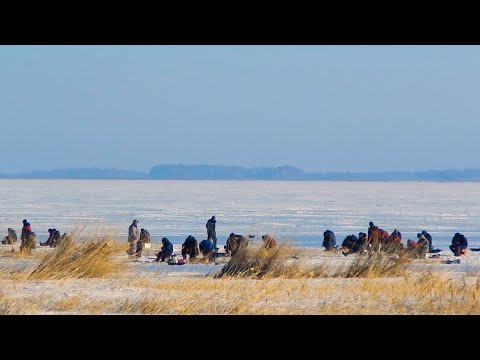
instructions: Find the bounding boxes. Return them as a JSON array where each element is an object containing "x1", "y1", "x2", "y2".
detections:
[
  {"x1": 449, "y1": 233, "x2": 468, "y2": 256},
  {"x1": 199, "y1": 239, "x2": 215, "y2": 257},
  {"x1": 415, "y1": 232, "x2": 430, "y2": 258},
  {"x1": 20, "y1": 219, "x2": 31, "y2": 247},
  {"x1": 224, "y1": 233, "x2": 248, "y2": 256},
  {"x1": 421, "y1": 230, "x2": 433, "y2": 253},
  {"x1": 367, "y1": 221, "x2": 378, "y2": 240},
  {"x1": 323, "y1": 230, "x2": 336, "y2": 251},
  {"x1": 127, "y1": 219, "x2": 140, "y2": 257},
  {"x1": 355, "y1": 232, "x2": 370, "y2": 253},
  {"x1": 40, "y1": 228, "x2": 54, "y2": 246},
  {"x1": 341, "y1": 234, "x2": 358, "y2": 255},
  {"x1": 262, "y1": 234, "x2": 277, "y2": 250},
  {"x1": 20, "y1": 223, "x2": 36, "y2": 253},
  {"x1": 155, "y1": 237, "x2": 174, "y2": 262}
]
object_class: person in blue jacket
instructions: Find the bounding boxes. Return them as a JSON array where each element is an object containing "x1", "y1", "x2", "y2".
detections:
[
  {"x1": 155, "y1": 237, "x2": 174, "y2": 262},
  {"x1": 199, "y1": 239, "x2": 215, "y2": 256}
]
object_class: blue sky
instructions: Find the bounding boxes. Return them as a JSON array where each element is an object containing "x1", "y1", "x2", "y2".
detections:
[{"x1": 1, "y1": 45, "x2": 479, "y2": 173}]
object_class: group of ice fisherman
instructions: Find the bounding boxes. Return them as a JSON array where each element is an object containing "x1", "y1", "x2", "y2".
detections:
[
  {"x1": 323, "y1": 221, "x2": 469, "y2": 258},
  {"x1": 126, "y1": 218, "x2": 471, "y2": 264},
  {"x1": 1, "y1": 219, "x2": 65, "y2": 253},
  {"x1": 127, "y1": 216, "x2": 277, "y2": 264}
]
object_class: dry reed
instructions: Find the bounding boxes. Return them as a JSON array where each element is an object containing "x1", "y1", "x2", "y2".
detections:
[{"x1": 26, "y1": 230, "x2": 124, "y2": 280}]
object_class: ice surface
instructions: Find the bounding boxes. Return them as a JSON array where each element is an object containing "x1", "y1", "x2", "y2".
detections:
[{"x1": 1, "y1": 179, "x2": 479, "y2": 249}]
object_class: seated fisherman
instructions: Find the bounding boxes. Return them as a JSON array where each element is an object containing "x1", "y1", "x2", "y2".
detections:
[
  {"x1": 2, "y1": 228, "x2": 17, "y2": 245},
  {"x1": 199, "y1": 239, "x2": 215, "y2": 256},
  {"x1": 261, "y1": 234, "x2": 277, "y2": 250},
  {"x1": 224, "y1": 233, "x2": 248, "y2": 256},
  {"x1": 181, "y1": 235, "x2": 199, "y2": 260},
  {"x1": 323, "y1": 230, "x2": 336, "y2": 251},
  {"x1": 155, "y1": 237, "x2": 174, "y2": 262},
  {"x1": 449, "y1": 233, "x2": 468, "y2": 256}
]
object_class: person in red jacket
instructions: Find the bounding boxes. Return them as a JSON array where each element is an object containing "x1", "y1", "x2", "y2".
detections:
[
  {"x1": 20, "y1": 219, "x2": 33, "y2": 248},
  {"x1": 20, "y1": 222, "x2": 36, "y2": 253},
  {"x1": 262, "y1": 234, "x2": 277, "y2": 250}
]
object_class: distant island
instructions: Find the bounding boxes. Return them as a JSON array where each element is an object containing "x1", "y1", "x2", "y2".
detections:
[{"x1": 2, "y1": 165, "x2": 480, "y2": 181}]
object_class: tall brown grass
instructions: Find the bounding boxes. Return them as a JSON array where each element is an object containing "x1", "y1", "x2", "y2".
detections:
[
  {"x1": 215, "y1": 244, "x2": 307, "y2": 279},
  {"x1": 2, "y1": 270, "x2": 480, "y2": 314},
  {"x1": 216, "y1": 243, "x2": 410, "y2": 279},
  {"x1": 0, "y1": 291, "x2": 14, "y2": 315},
  {"x1": 27, "y1": 230, "x2": 124, "y2": 280},
  {"x1": 0, "y1": 245, "x2": 46, "y2": 260},
  {"x1": 107, "y1": 240, "x2": 130, "y2": 255},
  {"x1": 117, "y1": 296, "x2": 169, "y2": 314},
  {"x1": 0, "y1": 289, "x2": 46, "y2": 314},
  {"x1": 2, "y1": 234, "x2": 480, "y2": 314},
  {"x1": 341, "y1": 251, "x2": 411, "y2": 278}
]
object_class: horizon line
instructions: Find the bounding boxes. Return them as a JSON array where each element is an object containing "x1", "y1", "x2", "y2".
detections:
[{"x1": 2, "y1": 164, "x2": 480, "y2": 175}]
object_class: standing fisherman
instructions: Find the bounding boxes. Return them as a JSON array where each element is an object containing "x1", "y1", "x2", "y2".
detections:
[
  {"x1": 127, "y1": 219, "x2": 140, "y2": 257},
  {"x1": 206, "y1": 216, "x2": 217, "y2": 249}
]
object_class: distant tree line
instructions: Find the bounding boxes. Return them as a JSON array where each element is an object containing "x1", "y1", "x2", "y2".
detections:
[{"x1": 2, "y1": 165, "x2": 480, "y2": 181}]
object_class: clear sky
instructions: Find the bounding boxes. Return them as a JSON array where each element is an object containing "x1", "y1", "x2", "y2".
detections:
[{"x1": 1, "y1": 45, "x2": 479, "y2": 173}]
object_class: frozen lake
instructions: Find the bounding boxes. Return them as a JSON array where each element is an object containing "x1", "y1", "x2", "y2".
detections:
[{"x1": 1, "y1": 179, "x2": 479, "y2": 249}]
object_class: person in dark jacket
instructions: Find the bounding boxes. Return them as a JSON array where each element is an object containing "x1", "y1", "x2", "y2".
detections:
[
  {"x1": 415, "y1": 233, "x2": 430, "y2": 258},
  {"x1": 20, "y1": 229, "x2": 36, "y2": 253},
  {"x1": 378, "y1": 228, "x2": 390, "y2": 249},
  {"x1": 449, "y1": 233, "x2": 468, "y2": 256},
  {"x1": 199, "y1": 239, "x2": 215, "y2": 256},
  {"x1": 366, "y1": 222, "x2": 389, "y2": 251},
  {"x1": 323, "y1": 230, "x2": 336, "y2": 251},
  {"x1": 390, "y1": 229, "x2": 402, "y2": 241},
  {"x1": 52, "y1": 229, "x2": 61, "y2": 246},
  {"x1": 367, "y1": 221, "x2": 381, "y2": 250},
  {"x1": 367, "y1": 221, "x2": 378, "y2": 238},
  {"x1": 2, "y1": 228, "x2": 17, "y2": 245},
  {"x1": 182, "y1": 235, "x2": 199, "y2": 260},
  {"x1": 224, "y1": 233, "x2": 248, "y2": 256},
  {"x1": 355, "y1": 232, "x2": 369, "y2": 253},
  {"x1": 385, "y1": 229, "x2": 403, "y2": 253},
  {"x1": 20, "y1": 219, "x2": 32, "y2": 248},
  {"x1": 206, "y1": 216, "x2": 217, "y2": 248},
  {"x1": 41, "y1": 228, "x2": 59, "y2": 247},
  {"x1": 41, "y1": 229, "x2": 52, "y2": 246},
  {"x1": 156, "y1": 237, "x2": 174, "y2": 262},
  {"x1": 341, "y1": 234, "x2": 358, "y2": 251},
  {"x1": 421, "y1": 230, "x2": 433, "y2": 253}
]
